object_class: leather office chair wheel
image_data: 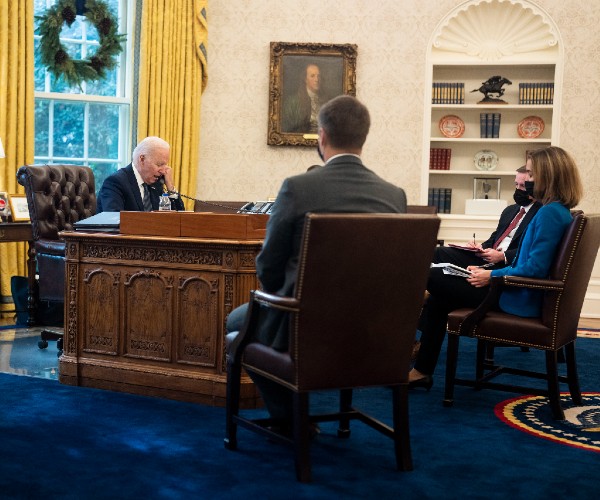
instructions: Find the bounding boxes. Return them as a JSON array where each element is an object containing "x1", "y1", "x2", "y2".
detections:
[{"x1": 38, "y1": 340, "x2": 48, "y2": 349}]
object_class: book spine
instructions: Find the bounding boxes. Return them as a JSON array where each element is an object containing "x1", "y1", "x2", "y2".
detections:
[
  {"x1": 444, "y1": 188, "x2": 452, "y2": 214},
  {"x1": 480, "y1": 113, "x2": 486, "y2": 138},
  {"x1": 428, "y1": 188, "x2": 434, "y2": 207},
  {"x1": 485, "y1": 113, "x2": 493, "y2": 138},
  {"x1": 492, "y1": 113, "x2": 501, "y2": 138},
  {"x1": 432, "y1": 188, "x2": 440, "y2": 213}
]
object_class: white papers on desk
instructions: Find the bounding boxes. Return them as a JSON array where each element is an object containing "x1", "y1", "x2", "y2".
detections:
[{"x1": 431, "y1": 262, "x2": 472, "y2": 278}]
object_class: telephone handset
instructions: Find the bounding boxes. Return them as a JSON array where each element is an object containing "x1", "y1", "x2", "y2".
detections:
[{"x1": 238, "y1": 201, "x2": 274, "y2": 214}]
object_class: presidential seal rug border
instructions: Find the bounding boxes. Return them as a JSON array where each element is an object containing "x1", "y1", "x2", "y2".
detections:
[{"x1": 495, "y1": 393, "x2": 600, "y2": 453}]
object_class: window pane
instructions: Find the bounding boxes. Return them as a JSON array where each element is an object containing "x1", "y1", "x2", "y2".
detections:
[
  {"x1": 61, "y1": 16, "x2": 83, "y2": 40},
  {"x1": 89, "y1": 104, "x2": 120, "y2": 159},
  {"x1": 53, "y1": 102, "x2": 85, "y2": 157},
  {"x1": 35, "y1": 100, "x2": 50, "y2": 156},
  {"x1": 87, "y1": 68, "x2": 118, "y2": 97},
  {"x1": 34, "y1": 39, "x2": 46, "y2": 91},
  {"x1": 89, "y1": 162, "x2": 119, "y2": 194}
]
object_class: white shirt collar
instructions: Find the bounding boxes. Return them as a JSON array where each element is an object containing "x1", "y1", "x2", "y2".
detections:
[{"x1": 325, "y1": 153, "x2": 361, "y2": 164}]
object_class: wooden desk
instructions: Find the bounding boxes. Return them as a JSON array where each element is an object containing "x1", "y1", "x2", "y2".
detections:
[
  {"x1": 0, "y1": 223, "x2": 36, "y2": 325},
  {"x1": 58, "y1": 231, "x2": 262, "y2": 407}
]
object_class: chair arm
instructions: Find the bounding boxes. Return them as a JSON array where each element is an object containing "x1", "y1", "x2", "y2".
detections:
[
  {"x1": 500, "y1": 275, "x2": 565, "y2": 291},
  {"x1": 456, "y1": 275, "x2": 565, "y2": 336},
  {"x1": 227, "y1": 290, "x2": 300, "y2": 364},
  {"x1": 456, "y1": 277, "x2": 503, "y2": 336},
  {"x1": 253, "y1": 290, "x2": 300, "y2": 313}
]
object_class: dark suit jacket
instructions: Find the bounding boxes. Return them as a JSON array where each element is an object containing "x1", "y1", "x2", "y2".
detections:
[
  {"x1": 255, "y1": 155, "x2": 408, "y2": 350},
  {"x1": 433, "y1": 201, "x2": 542, "y2": 268},
  {"x1": 480, "y1": 201, "x2": 542, "y2": 264},
  {"x1": 97, "y1": 164, "x2": 185, "y2": 213}
]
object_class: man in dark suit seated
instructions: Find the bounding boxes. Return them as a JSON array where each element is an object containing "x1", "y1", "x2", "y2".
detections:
[
  {"x1": 411, "y1": 166, "x2": 541, "y2": 362},
  {"x1": 226, "y1": 95, "x2": 408, "y2": 425},
  {"x1": 97, "y1": 136, "x2": 185, "y2": 213},
  {"x1": 433, "y1": 166, "x2": 541, "y2": 269}
]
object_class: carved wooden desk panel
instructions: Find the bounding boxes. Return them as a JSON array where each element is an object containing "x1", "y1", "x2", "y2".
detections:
[{"x1": 58, "y1": 231, "x2": 262, "y2": 407}]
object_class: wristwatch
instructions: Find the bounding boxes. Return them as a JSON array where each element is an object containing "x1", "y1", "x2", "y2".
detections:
[{"x1": 167, "y1": 187, "x2": 179, "y2": 199}]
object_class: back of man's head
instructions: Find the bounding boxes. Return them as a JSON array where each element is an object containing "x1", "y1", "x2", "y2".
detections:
[{"x1": 318, "y1": 95, "x2": 370, "y2": 150}]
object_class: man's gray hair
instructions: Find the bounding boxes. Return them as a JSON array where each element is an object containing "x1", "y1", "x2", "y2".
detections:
[{"x1": 132, "y1": 136, "x2": 170, "y2": 165}]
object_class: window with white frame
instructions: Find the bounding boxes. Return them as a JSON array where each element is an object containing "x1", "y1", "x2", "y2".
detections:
[{"x1": 34, "y1": 0, "x2": 131, "y2": 193}]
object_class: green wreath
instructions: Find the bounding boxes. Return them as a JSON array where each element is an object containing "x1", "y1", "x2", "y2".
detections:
[{"x1": 36, "y1": 0, "x2": 126, "y2": 87}]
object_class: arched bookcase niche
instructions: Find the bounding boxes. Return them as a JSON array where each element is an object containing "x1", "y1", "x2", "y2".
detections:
[{"x1": 421, "y1": 0, "x2": 563, "y2": 222}]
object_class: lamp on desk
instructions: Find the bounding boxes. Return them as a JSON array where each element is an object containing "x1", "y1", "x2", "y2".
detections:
[{"x1": 0, "y1": 137, "x2": 5, "y2": 159}]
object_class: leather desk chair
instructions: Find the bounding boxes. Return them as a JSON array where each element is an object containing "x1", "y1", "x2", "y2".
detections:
[
  {"x1": 225, "y1": 213, "x2": 441, "y2": 482},
  {"x1": 443, "y1": 212, "x2": 600, "y2": 420},
  {"x1": 17, "y1": 164, "x2": 96, "y2": 354}
]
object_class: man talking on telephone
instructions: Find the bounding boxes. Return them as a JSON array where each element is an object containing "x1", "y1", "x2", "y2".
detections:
[{"x1": 97, "y1": 136, "x2": 185, "y2": 213}]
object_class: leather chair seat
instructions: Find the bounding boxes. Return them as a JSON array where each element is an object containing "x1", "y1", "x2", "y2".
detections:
[{"x1": 447, "y1": 309, "x2": 552, "y2": 348}]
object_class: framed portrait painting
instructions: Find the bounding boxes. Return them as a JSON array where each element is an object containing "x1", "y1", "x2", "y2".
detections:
[
  {"x1": 267, "y1": 42, "x2": 358, "y2": 147},
  {"x1": 8, "y1": 194, "x2": 30, "y2": 222}
]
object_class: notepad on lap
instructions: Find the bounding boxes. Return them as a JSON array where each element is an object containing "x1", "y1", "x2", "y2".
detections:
[{"x1": 431, "y1": 262, "x2": 472, "y2": 278}]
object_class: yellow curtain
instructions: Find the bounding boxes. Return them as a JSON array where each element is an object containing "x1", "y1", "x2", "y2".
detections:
[
  {"x1": 136, "y1": 0, "x2": 208, "y2": 208},
  {"x1": 0, "y1": 0, "x2": 34, "y2": 311}
]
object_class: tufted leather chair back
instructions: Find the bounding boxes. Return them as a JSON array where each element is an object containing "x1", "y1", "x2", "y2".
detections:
[
  {"x1": 16, "y1": 164, "x2": 96, "y2": 241},
  {"x1": 16, "y1": 164, "x2": 96, "y2": 303}
]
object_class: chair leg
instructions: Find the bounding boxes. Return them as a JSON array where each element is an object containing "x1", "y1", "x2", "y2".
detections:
[
  {"x1": 392, "y1": 384, "x2": 413, "y2": 471},
  {"x1": 337, "y1": 388, "x2": 352, "y2": 438},
  {"x1": 224, "y1": 360, "x2": 242, "y2": 450},
  {"x1": 564, "y1": 342, "x2": 582, "y2": 406},
  {"x1": 545, "y1": 351, "x2": 565, "y2": 420},
  {"x1": 443, "y1": 333, "x2": 460, "y2": 407},
  {"x1": 293, "y1": 392, "x2": 311, "y2": 483},
  {"x1": 476, "y1": 339, "x2": 488, "y2": 381}
]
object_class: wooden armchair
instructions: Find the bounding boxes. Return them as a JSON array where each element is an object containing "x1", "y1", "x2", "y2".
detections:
[
  {"x1": 443, "y1": 212, "x2": 600, "y2": 419},
  {"x1": 224, "y1": 213, "x2": 441, "y2": 482},
  {"x1": 16, "y1": 164, "x2": 96, "y2": 354}
]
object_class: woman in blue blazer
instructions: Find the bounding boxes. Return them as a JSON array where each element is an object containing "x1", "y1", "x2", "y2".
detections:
[{"x1": 410, "y1": 146, "x2": 584, "y2": 389}]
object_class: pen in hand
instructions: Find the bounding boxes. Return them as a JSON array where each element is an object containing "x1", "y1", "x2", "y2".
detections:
[{"x1": 473, "y1": 233, "x2": 476, "y2": 245}]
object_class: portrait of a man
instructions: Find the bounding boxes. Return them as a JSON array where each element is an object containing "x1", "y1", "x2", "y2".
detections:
[
  {"x1": 267, "y1": 42, "x2": 357, "y2": 146},
  {"x1": 280, "y1": 56, "x2": 344, "y2": 134}
]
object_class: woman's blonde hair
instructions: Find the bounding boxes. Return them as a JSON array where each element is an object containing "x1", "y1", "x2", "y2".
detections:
[{"x1": 528, "y1": 146, "x2": 583, "y2": 208}]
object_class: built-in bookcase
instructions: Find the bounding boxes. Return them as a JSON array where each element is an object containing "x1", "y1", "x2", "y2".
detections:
[{"x1": 421, "y1": 0, "x2": 563, "y2": 221}]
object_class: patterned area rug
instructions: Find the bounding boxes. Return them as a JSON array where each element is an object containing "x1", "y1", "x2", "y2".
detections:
[{"x1": 496, "y1": 393, "x2": 600, "y2": 453}]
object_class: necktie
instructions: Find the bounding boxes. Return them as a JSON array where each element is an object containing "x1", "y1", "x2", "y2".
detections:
[
  {"x1": 493, "y1": 207, "x2": 526, "y2": 249},
  {"x1": 142, "y1": 183, "x2": 153, "y2": 212}
]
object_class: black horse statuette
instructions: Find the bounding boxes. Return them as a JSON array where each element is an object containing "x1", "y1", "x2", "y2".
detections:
[{"x1": 471, "y1": 76, "x2": 512, "y2": 103}]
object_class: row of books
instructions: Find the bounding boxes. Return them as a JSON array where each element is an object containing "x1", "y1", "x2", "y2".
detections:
[
  {"x1": 518, "y1": 82, "x2": 554, "y2": 104},
  {"x1": 480, "y1": 113, "x2": 501, "y2": 138},
  {"x1": 432, "y1": 83, "x2": 465, "y2": 104},
  {"x1": 428, "y1": 188, "x2": 452, "y2": 214},
  {"x1": 429, "y1": 148, "x2": 451, "y2": 170}
]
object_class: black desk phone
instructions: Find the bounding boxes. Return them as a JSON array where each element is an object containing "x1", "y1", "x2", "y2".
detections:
[{"x1": 238, "y1": 201, "x2": 274, "y2": 214}]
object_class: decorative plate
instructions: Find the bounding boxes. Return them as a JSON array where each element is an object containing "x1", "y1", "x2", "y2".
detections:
[
  {"x1": 474, "y1": 150, "x2": 498, "y2": 171},
  {"x1": 439, "y1": 115, "x2": 465, "y2": 138},
  {"x1": 517, "y1": 116, "x2": 545, "y2": 138}
]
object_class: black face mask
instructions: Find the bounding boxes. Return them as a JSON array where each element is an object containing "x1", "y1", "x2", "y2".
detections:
[
  {"x1": 524, "y1": 180, "x2": 535, "y2": 198},
  {"x1": 513, "y1": 188, "x2": 531, "y2": 206}
]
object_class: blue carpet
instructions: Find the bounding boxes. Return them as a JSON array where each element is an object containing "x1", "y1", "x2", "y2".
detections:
[{"x1": 0, "y1": 337, "x2": 598, "y2": 499}]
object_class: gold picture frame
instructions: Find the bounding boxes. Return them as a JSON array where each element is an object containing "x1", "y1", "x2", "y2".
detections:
[
  {"x1": 267, "y1": 42, "x2": 358, "y2": 147},
  {"x1": 8, "y1": 194, "x2": 30, "y2": 222}
]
